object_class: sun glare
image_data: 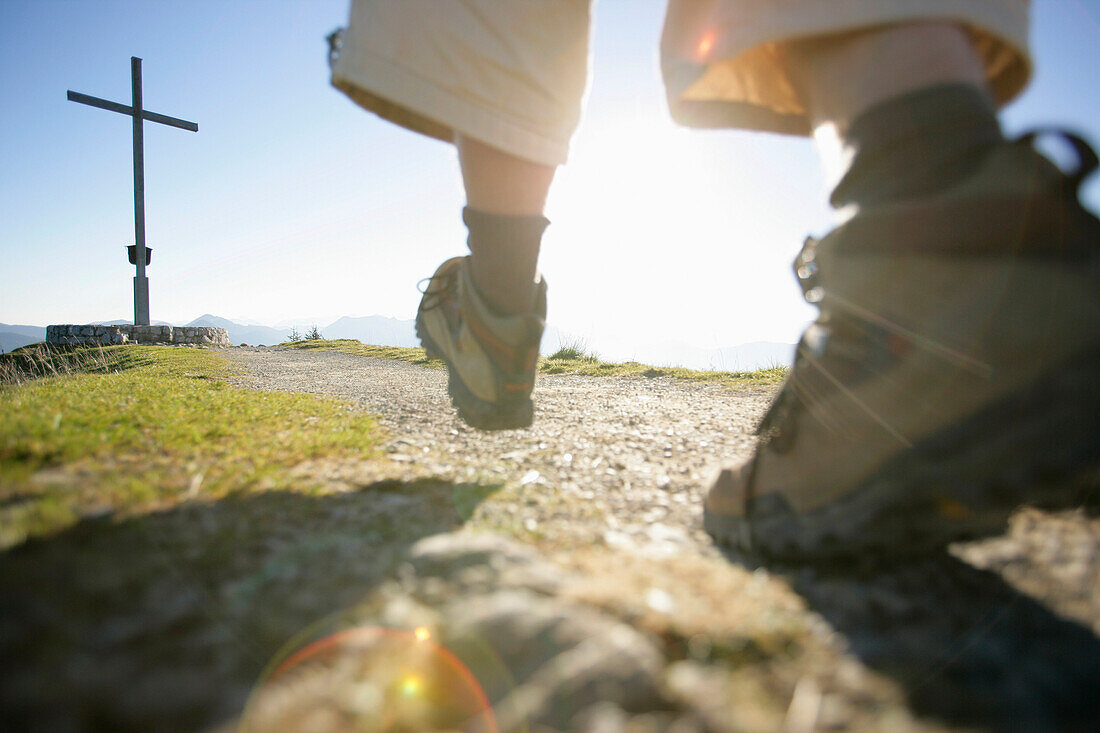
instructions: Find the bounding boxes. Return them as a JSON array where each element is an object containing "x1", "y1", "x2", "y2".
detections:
[
  {"x1": 697, "y1": 32, "x2": 715, "y2": 58},
  {"x1": 400, "y1": 675, "x2": 422, "y2": 697},
  {"x1": 552, "y1": 116, "x2": 701, "y2": 233},
  {"x1": 544, "y1": 104, "x2": 821, "y2": 350}
]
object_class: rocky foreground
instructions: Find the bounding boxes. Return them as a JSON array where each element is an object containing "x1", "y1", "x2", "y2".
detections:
[{"x1": 2, "y1": 347, "x2": 1097, "y2": 731}]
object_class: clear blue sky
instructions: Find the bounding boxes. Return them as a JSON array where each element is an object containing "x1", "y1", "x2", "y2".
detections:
[{"x1": 2, "y1": 0, "x2": 1099, "y2": 349}]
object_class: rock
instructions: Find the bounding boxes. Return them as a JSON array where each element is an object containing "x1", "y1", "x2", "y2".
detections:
[
  {"x1": 412, "y1": 535, "x2": 666, "y2": 731},
  {"x1": 446, "y1": 590, "x2": 665, "y2": 732},
  {"x1": 575, "y1": 701, "x2": 629, "y2": 733},
  {"x1": 44, "y1": 324, "x2": 229, "y2": 347},
  {"x1": 408, "y1": 532, "x2": 542, "y2": 579},
  {"x1": 404, "y1": 532, "x2": 563, "y2": 597},
  {"x1": 238, "y1": 532, "x2": 668, "y2": 733}
]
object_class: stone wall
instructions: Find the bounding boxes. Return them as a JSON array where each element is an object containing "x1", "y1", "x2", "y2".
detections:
[{"x1": 46, "y1": 324, "x2": 231, "y2": 347}]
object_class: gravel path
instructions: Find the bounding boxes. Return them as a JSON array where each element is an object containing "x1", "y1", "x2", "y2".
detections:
[
  {"x1": 220, "y1": 346, "x2": 1100, "y2": 732},
  {"x1": 225, "y1": 346, "x2": 776, "y2": 554}
]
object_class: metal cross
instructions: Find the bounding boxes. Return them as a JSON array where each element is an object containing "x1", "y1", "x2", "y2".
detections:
[{"x1": 68, "y1": 57, "x2": 198, "y2": 326}]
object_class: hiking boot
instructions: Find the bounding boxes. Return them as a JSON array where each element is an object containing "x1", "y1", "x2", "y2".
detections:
[
  {"x1": 415, "y1": 256, "x2": 546, "y2": 430},
  {"x1": 705, "y1": 131, "x2": 1100, "y2": 561}
]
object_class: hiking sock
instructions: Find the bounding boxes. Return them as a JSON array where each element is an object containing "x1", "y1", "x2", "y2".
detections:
[
  {"x1": 831, "y1": 83, "x2": 1003, "y2": 210},
  {"x1": 463, "y1": 206, "x2": 549, "y2": 315}
]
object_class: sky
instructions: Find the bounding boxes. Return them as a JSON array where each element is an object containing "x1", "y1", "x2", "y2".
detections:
[{"x1": 2, "y1": 0, "x2": 1099, "y2": 351}]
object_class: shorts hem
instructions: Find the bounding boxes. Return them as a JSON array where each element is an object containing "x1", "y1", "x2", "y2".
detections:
[{"x1": 332, "y1": 49, "x2": 573, "y2": 167}]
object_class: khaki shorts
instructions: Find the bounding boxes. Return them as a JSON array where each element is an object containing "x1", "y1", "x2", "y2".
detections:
[{"x1": 330, "y1": 0, "x2": 1029, "y2": 167}]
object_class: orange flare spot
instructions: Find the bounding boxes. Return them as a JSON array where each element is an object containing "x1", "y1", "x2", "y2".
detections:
[
  {"x1": 414, "y1": 626, "x2": 431, "y2": 642},
  {"x1": 697, "y1": 33, "x2": 715, "y2": 58}
]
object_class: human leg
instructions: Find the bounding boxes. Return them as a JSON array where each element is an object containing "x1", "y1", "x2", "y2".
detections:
[
  {"x1": 415, "y1": 136, "x2": 556, "y2": 429},
  {"x1": 415, "y1": 140, "x2": 554, "y2": 429},
  {"x1": 457, "y1": 135, "x2": 557, "y2": 217},
  {"x1": 330, "y1": 0, "x2": 591, "y2": 429},
  {"x1": 666, "y1": 7, "x2": 1100, "y2": 559},
  {"x1": 457, "y1": 135, "x2": 555, "y2": 316},
  {"x1": 783, "y1": 21, "x2": 988, "y2": 134}
]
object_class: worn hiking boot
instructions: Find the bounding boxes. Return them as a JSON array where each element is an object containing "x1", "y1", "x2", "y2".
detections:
[
  {"x1": 415, "y1": 256, "x2": 546, "y2": 430},
  {"x1": 705, "y1": 131, "x2": 1100, "y2": 561}
]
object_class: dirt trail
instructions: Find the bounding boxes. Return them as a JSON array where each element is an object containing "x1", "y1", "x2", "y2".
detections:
[
  {"x1": 224, "y1": 347, "x2": 1100, "y2": 732},
  {"x1": 3, "y1": 346, "x2": 1098, "y2": 732}
]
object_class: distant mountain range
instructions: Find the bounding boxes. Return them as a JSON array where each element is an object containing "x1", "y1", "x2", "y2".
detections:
[
  {"x1": 1, "y1": 316, "x2": 793, "y2": 370},
  {"x1": 321, "y1": 316, "x2": 420, "y2": 347},
  {"x1": 595, "y1": 339, "x2": 794, "y2": 372},
  {"x1": 185, "y1": 314, "x2": 293, "y2": 347},
  {"x1": 0, "y1": 324, "x2": 47, "y2": 353}
]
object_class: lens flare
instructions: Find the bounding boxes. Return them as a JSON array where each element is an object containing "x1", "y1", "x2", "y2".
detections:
[
  {"x1": 697, "y1": 32, "x2": 715, "y2": 58},
  {"x1": 242, "y1": 626, "x2": 499, "y2": 732},
  {"x1": 401, "y1": 675, "x2": 422, "y2": 697}
]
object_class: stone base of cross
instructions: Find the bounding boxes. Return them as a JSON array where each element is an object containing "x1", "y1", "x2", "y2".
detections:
[{"x1": 47, "y1": 324, "x2": 230, "y2": 347}]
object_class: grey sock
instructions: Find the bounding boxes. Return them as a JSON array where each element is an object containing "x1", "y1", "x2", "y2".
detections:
[
  {"x1": 463, "y1": 207, "x2": 549, "y2": 315},
  {"x1": 832, "y1": 83, "x2": 1003, "y2": 210}
]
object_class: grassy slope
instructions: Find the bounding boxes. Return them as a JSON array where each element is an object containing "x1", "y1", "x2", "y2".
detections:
[
  {"x1": 0, "y1": 345, "x2": 382, "y2": 548},
  {"x1": 282, "y1": 339, "x2": 789, "y2": 388}
]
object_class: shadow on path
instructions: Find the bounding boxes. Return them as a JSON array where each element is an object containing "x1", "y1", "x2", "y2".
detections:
[
  {"x1": 0, "y1": 478, "x2": 503, "y2": 732},
  {"x1": 721, "y1": 541, "x2": 1100, "y2": 731}
]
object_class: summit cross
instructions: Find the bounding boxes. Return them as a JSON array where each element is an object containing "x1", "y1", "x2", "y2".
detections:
[{"x1": 68, "y1": 56, "x2": 198, "y2": 326}]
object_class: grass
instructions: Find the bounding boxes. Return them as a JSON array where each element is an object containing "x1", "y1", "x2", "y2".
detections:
[
  {"x1": 282, "y1": 338, "x2": 443, "y2": 367},
  {"x1": 547, "y1": 336, "x2": 600, "y2": 363},
  {"x1": 0, "y1": 342, "x2": 139, "y2": 386},
  {"x1": 537, "y1": 356, "x2": 789, "y2": 387},
  {"x1": 0, "y1": 344, "x2": 383, "y2": 548},
  {"x1": 281, "y1": 338, "x2": 789, "y2": 388}
]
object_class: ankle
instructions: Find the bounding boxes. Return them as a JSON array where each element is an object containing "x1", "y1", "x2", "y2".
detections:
[
  {"x1": 464, "y1": 207, "x2": 548, "y2": 315},
  {"x1": 830, "y1": 83, "x2": 1002, "y2": 210}
]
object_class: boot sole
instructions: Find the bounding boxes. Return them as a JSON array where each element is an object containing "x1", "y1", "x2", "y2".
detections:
[
  {"x1": 416, "y1": 313, "x2": 534, "y2": 431},
  {"x1": 705, "y1": 340, "x2": 1100, "y2": 562}
]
